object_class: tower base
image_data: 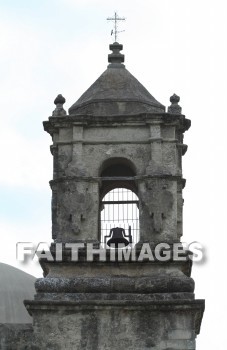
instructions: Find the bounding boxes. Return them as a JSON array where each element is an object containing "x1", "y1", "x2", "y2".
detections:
[{"x1": 24, "y1": 299, "x2": 204, "y2": 350}]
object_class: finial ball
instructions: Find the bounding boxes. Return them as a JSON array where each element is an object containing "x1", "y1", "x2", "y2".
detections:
[
  {"x1": 54, "y1": 94, "x2": 66, "y2": 105},
  {"x1": 170, "y1": 94, "x2": 180, "y2": 104}
]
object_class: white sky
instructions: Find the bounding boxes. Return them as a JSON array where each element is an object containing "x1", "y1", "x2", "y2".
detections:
[{"x1": 0, "y1": 0, "x2": 226, "y2": 348}]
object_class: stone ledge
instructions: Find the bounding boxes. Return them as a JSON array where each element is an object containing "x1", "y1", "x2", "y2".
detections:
[
  {"x1": 34, "y1": 275, "x2": 195, "y2": 294},
  {"x1": 24, "y1": 298, "x2": 205, "y2": 335},
  {"x1": 44, "y1": 113, "x2": 190, "y2": 135},
  {"x1": 49, "y1": 174, "x2": 185, "y2": 185},
  {"x1": 34, "y1": 292, "x2": 195, "y2": 302},
  {"x1": 24, "y1": 298, "x2": 205, "y2": 309}
]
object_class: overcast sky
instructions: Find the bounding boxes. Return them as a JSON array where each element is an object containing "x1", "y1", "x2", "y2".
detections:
[{"x1": 0, "y1": 0, "x2": 226, "y2": 349}]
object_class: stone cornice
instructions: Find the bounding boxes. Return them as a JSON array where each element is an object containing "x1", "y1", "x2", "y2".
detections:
[
  {"x1": 49, "y1": 175, "x2": 186, "y2": 187},
  {"x1": 43, "y1": 113, "x2": 191, "y2": 136},
  {"x1": 52, "y1": 138, "x2": 180, "y2": 146},
  {"x1": 24, "y1": 299, "x2": 205, "y2": 335}
]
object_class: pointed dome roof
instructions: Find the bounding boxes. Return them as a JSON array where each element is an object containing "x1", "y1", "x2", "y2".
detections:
[
  {"x1": 69, "y1": 43, "x2": 165, "y2": 116},
  {"x1": 0, "y1": 263, "x2": 36, "y2": 323}
]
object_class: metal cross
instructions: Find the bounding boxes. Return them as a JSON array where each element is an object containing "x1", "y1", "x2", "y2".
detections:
[{"x1": 107, "y1": 12, "x2": 126, "y2": 42}]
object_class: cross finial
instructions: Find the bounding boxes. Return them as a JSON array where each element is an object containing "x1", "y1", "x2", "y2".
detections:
[{"x1": 107, "y1": 12, "x2": 126, "y2": 42}]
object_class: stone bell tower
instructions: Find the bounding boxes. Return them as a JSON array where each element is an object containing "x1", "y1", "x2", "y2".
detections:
[{"x1": 24, "y1": 42, "x2": 204, "y2": 350}]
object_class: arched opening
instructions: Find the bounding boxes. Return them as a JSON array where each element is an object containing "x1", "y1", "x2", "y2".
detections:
[
  {"x1": 99, "y1": 158, "x2": 139, "y2": 246},
  {"x1": 100, "y1": 188, "x2": 139, "y2": 246},
  {"x1": 99, "y1": 157, "x2": 136, "y2": 177}
]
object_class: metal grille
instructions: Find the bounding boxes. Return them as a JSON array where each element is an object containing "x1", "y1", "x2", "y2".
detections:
[{"x1": 100, "y1": 188, "x2": 139, "y2": 245}]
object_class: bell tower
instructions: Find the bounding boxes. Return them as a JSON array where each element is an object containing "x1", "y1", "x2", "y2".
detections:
[
  {"x1": 25, "y1": 42, "x2": 204, "y2": 350},
  {"x1": 45, "y1": 42, "x2": 187, "y2": 247}
]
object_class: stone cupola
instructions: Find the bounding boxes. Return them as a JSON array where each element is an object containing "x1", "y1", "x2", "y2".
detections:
[{"x1": 69, "y1": 42, "x2": 165, "y2": 116}]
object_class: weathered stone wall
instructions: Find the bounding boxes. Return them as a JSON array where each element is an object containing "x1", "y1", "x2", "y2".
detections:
[
  {"x1": 51, "y1": 180, "x2": 99, "y2": 242},
  {"x1": 24, "y1": 300, "x2": 203, "y2": 350},
  {"x1": 0, "y1": 324, "x2": 34, "y2": 350},
  {"x1": 139, "y1": 179, "x2": 177, "y2": 242}
]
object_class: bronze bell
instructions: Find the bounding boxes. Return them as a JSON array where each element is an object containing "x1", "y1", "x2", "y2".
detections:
[{"x1": 105, "y1": 227, "x2": 132, "y2": 247}]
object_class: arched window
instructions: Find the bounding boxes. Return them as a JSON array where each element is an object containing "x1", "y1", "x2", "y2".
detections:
[
  {"x1": 100, "y1": 188, "x2": 139, "y2": 246},
  {"x1": 99, "y1": 158, "x2": 139, "y2": 247}
]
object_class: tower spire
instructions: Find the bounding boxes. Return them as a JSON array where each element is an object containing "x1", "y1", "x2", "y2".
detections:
[{"x1": 107, "y1": 12, "x2": 125, "y2": 42}]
